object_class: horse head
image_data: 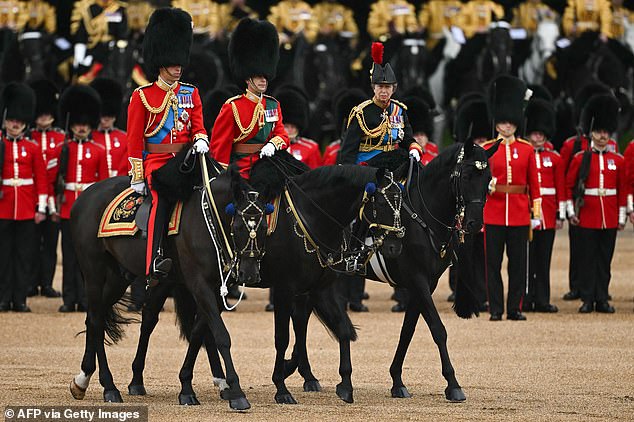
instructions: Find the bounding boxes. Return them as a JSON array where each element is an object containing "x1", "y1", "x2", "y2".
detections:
[
  {"x1": 483, "y1": 22, "x2": 513, "y2": 78},
  {"x1": 534, "y1": 19, "x2": 559, "y2": 62},
  {"x1": 361, "y1": 168, "x2": 404, "y2": 259}
]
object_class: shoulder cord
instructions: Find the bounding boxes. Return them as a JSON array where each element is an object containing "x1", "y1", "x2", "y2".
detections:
[
  {"x1": 138, "y1": 88, "x2": 178, "y2": 138},
  {"x1": 231, "y1": 100, "x2": 265, "y2": 143}
]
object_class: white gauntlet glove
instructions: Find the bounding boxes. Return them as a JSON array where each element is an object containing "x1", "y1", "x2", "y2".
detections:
[
  {"x1": 531, "y1": 219, "x2": 542, "y2": 229},
  {"x1": 193, "y1": 139, "x2": 209, "y2": 154},
  {"x1": 131, "y1": 181, "x2": 146, "y2": 195},
  {"x1": 409, "y1": 148, "x2": 421, "y2": 162},
  {"x1": 260, "y1": 142, "x2": 276, "y2": 158}
]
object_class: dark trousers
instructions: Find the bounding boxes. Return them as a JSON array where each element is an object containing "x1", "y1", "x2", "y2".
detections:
[
  {"x1": 393, "y1": 286, "x2": 409, "y2": 305},
  {"x1": 576, "y1": 227, "x2": 617, "y2": 304},
  {"x1": 527, "y1": 229, "x2": 556, "y2": 307},
  {"x1": 340, "y1": 275, "x2": 365, "y2": 305},
  {"x1": 0, "y1": 219, "x2": 37, "y2": 307},
  {"x1": 485, "y1": 224, "x2": 529, "y2": 315},
  {"x1": 61, "y1": 219, "x2": 85, "y2": 307},
  {"x1": 32, "y1": 218, "x2": 60, "y2": 289},
  {"x1": 568, "y1": 224, "x2": 580, "y2": 293}
]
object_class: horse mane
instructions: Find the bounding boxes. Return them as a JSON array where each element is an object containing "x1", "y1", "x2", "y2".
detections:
[
  {"x1": 420, "y1": 143, "x2": 461, "y2": 177},
  {"x1": 249, "y1": 150, "x2": 309, "y2": 200},
  {"x1": 293, "y1": 164, "x2": 377, "y2": 191}
]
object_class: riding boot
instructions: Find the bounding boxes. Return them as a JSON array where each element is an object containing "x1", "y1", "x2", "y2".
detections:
[
  {"x1": 147, "y1": 196, "x2": 172, "y2": 288},
  {"x1": 345, "y1": 219, "x2": 369, "y2": 274}
]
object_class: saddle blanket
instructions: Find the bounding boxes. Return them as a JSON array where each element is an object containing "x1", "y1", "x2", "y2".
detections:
[{"x1": 98, "y1": 188, "x2": 183, "y2": 238}]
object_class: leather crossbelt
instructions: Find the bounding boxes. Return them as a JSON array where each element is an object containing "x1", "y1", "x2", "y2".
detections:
[
  {"x1": 496, "y1": 184, "x2": 527, "y2": 194},
  {"x1": 145, "y1": 143, "x2": 188, "y2": 154},
  {"x1": 233, "y1": 143, "x2": 263, "y2": 154}
]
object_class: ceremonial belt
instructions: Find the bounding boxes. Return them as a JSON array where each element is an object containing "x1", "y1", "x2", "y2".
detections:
[
  {"x1": 233, "y1": 143, "x2": 263, "y2": 154},
  {"x1": 540, "y1": 187, "x2": 556, "y2": 196},
  {"x1": 495, "y1": 184, "x2": 527, "y2": 194},
  {"x1": 2, "y1": 178, "x2": 34, "y2": 187},
  {"x1": 145, "y1": 143, "x2": 188, "y2": 154},
  {"x1": 584, "y1": 188, "x2": 616, "y2": 197},
  {"x1": 358, "y1": 143, "x2": 397, "y2": 153},
  {"x1": 65, "y1": 182, "x2": 93, "y2": 192}
]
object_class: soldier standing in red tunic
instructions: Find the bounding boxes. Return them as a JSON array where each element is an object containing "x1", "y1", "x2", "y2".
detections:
[
  {"x1": 209, "y1": 18, "x2": 290, "y2": 178},
  {"x1": 127, "y1": 8, "x2": 208, "y2": 286},
  {"x1": 565, "y1": 94, "x2": 628, "y2": 313},
  {"x1": 0, "y1": 83, "x2": 47, "y2": 312},
  {"x1": 90, "y1": 78, "x2": 128, "y2": 177},
  {"x1": 48, "y1": 85, "x2": 108, "y2": 312},
  {"x1": 482, "y1": 75, "x2": 542, "y2": 322}
]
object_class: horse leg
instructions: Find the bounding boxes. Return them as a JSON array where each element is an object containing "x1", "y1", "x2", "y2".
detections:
[
  {"x1": 417, "y1": 281, "x2": 466, "y2": 402},
  {"x1": 290, "y1": 294, "x2": 321, "y2": 393},
  {"x1": 389, "y1": 293, "x2": 421, "y2": 399},
  {"x1": 272, "y1": 288, "x2": 297, "y2": 404},
  {"x1": 177, "y1": 316, "x2": 206, "y2": 405},
  {"x1": 202, "y1": 323, "x2": 229, "y2": 395},
  {"x1": 70, "y1": 311, "x2": 97, "y2": 400},
  {"x1": 128, "y1": 282, "x2": 171, "y2": 395}
]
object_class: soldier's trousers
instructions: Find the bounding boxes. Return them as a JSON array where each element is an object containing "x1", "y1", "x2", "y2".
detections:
[
  {"x1": 61, "y1": 219, "x2": 86, "y2": 307},
  {"x1": 485, "y1": 224, "x2": 529, "y2": 315},
  {"x1": 339, "y1": 275, "x2": 365, "y2": 306},
  {"x1": 0, "y1": 219, "x2": 37, "y2": 307},
  {"x1": 568, "y1": 224, "x2": 580, "y2": 293},
  {"x1": 527, "y1": 229, "x2": 555, "y2": 307},
  {"x1": 32, "y1": 218, "x2": 60, "y2": 289},
  {"x1": 576, "y1": 227, "x2": 617, "y2": 304}
]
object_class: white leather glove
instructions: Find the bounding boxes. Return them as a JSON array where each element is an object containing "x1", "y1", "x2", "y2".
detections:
[
  {"x1": 131, "y1": 181, "x2": 146, "y2": 195},
  {"x1": 409, "y1": 148, "x2": 421, "y2": 162},
  {"x1": 193, "y1": 139, "x2": 209, "y2": 154},
  {"x1": 531, "y1": 219, "x2": 542, "y2": 229},
  {"x1": 260, "y1": 142, "x2": 276, "y2": 158}
]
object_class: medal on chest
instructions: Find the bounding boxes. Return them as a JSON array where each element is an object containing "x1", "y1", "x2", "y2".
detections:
[
  {"x1": 114, "y1": 139, "x2": 120, "y2": 148},
  {"x1": 21, "y1": 146, "x2": 27, "y2": 158},
  {"x1": 512, "y1": 148, "x2": 518, "y2": 160},
  {"x1": 607, "y1": 159, "x2": 617, "y2": 170},
  {"x1": 85, "y1": 148, "x2": 92, "y2": 159},
  {"x1": 543, "y1": 156, "x2": 552, "y2": 167},
  {"x1": 264, "y1": 108, "x2": 279, "y2": 122}
]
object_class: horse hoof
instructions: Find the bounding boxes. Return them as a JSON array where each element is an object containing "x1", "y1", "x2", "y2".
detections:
[
  {"x1": 219, "y1": 389, "x2": 230, "y2": 401},
  {"x1": 336, "y1": 383, "x2": 354, "y2": 403},
  {"x1": 178, "y1": 393, "x2": 200, "y2": 405},
  {"x1": 103, "y1": 390, "x2": 123, "y2": 403},
  {"x1": 229, "y1": 397, "x2": 251, "y2": 411},
  {"x1": 445, "y1": 387, "x2": 466, "y2": 402},
  {"x1": 391, "y1": 386, "x2": 412, "y2": 398},
  {"x1": 128, "y1": 384, "x2": 146, "y2": 396},
  {"x1": 275, "y1": 393, "x2": 298, "y2": 404},
  {"x1": 303, "y1": 380, "x2": 322, "y2": 392},
  {"x1": 69, "y1": 380, "x2": 86, "y2": 400}
]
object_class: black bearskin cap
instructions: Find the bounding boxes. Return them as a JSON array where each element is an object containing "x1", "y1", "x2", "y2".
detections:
[
  {"x1": 29, "y1": 79, "x2": 59, "y2": 118},
  {"x1": 573, "y1": 81, "x2": 611, "y2": 124},
  {"x1": 182, "y1": 50, "x2": 222, "y2": 94},
  {"x1": 90, "y1": 78, "x2": 123, "y2": 118},
  {"x1": 202, "y1": 88, "x2": 233, "y2": 132},
  {"x1": 525, "y1": 99, "x2": 556, "y2": 139},
  {"x1": 333, "y1": 88, "x2": 366, "y2": 138},
  {"x1": 404, "y1": 96, "x2": 434, "y2": 138},
  {"x1": 455, "y1": 98, "x2": 492, "y2": 143},
  {"x1": 581, "y1": 94, "x2": 619, "y2": 134},
  {"x1": 527, "y1": 84, "x2": 553, "y2": 102},
  {"x1": 58, "y1": 85, "x2": 101, "y2": 128},
  {"x1": 229, "y1": 18, "x2": 279, "y2": 83},
  {"x1": 402, "y1": 85, "x2": 436, "y2": 110},
  {"x1": 0, "y1": 82, "x2": 36, "y2": 123},
  {"x1": 488, "y1": 74, "x2": 529, "y2": 127},
  {"x1": 276, "y1": 88, "x2": 309, "y2": 131},
  {"x1": 143, "y1": 8, "x2": 193, "y2": 77}
]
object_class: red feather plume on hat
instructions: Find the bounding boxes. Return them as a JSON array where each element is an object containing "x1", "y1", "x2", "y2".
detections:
[{"x1": 371, "y1": 42, "x2": 384, "y2": 65}]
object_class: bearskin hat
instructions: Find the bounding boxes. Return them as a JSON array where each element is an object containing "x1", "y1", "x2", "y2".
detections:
[
  {"x1": 527, "y1": 84, "x2": 553, "y2": 102},
  {"x1": 456, "y1": 91, "x2": 486, "y2": 113},
  {"x1": 370, "y1": 42, "x2": 396, "y2": 84},
  {"x1": 276, "y1": 88, "x2": 309, "y2": 132},
  {"x1": 229, "y1": 18, "x2": 279, "y2": 83},
  {"x1": 90, "y1": 78, "x2": 123, "y2": 118},
  {"x1": 202, "y1": 87, "x2": 233, "y2": 132},
  {"x1": 0, "y1": 82, "x2": 36, "y2": 123},
  {"x1": 58, "y1": 85, "x2": 101, "y2": 128},
  {"x1": 525, "y1": 99, "x2": 556, "y2": 139},
  {"x1": 404, "y1": 96, "x2": 434, "y2": 138},
  {"x1": 182, "y1": 50, "x2": 222, "y2": 94},
  {"x1": 581, "y1": 94, "x2": 619, "y2": 134},
  {"x1": 143, "y1": 8, "x2": 193, "y2": 77},
  {"x1": 333, "y1": 88, "x2": 367, "y2": 138},
  {"x1": 402, "y1": 85, "x2": 436, "y2": 110},
  {"x1": 488, "y1": 74, "x2": 530, "y2": 128},
  {"x1": 455, "y1": 98, "x2": 492, "y2": 143},
  {"x1": 573, "y1": 81, "x2": 611, "y2": 123},
  {"x1": 29, "y1": 79, "x2": 58, "y2": 119}
]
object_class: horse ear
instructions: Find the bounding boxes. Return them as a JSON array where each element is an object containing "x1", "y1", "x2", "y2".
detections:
[
  {"x1": 228, "y1": 166, "x2": 245, "y2": 202},
  {"x1": 485, "y1": 139, "x2": 503, "y2": 158}
]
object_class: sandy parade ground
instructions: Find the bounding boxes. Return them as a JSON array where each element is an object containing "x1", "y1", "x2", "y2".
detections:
[{"x1": 1, "y1": 227, "x2": 633, "y2": 421}]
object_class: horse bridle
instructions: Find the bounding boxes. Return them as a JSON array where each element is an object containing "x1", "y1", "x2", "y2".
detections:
[
  {"x1": 359, "y1": 171, "x2": 405, "y2": 239},
  {"x1": 230, "y1": 191, "x2": 266, "y2": 266}
]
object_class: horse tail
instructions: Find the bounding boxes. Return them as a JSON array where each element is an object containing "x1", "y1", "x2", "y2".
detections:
[
  {"x1": 172, "y1": 283, "x2": 197, "y2": 342},
  {"x1": 77, "y1": 291, "x2": 139, "y2": 346},
  {"x1": 312, "y1": 285, "x2": 358, "y2": 342}
]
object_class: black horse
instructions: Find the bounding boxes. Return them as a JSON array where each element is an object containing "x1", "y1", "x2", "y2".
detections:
[
  {"x1": 275, "y1": 140, "x2": 499, "y2": 402},
  {"x1": 68, "y1": 154, "x2": 269, "y2": 410},
  {"x1": 125, "y1": 160, "x2": 406, "y2": 405}
]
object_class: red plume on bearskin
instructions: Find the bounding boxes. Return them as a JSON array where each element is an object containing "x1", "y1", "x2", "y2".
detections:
[{"x1": 371, "y1": 42, "x2": 384, "y2": 65}]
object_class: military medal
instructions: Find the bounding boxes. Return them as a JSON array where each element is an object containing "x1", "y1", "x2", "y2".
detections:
[
  {"x1": 176, "y1": 120, "x2": 184, "y2": 131},
  {"x1": 114, "y1": 139, "x2": 120, "y2": 148},
  {"x1": 398, "y1": 128, "x2": 405, "y2": 140},
  {"x1": 543, "y1": 157, "x2": 552, "y2": 167},
  {"x1": 21, "y1": 146, "x2": 27, "y2": 157},
  {"x1": 85, "y1": 148, "x2": 91, "y2": 159},
  {"x1": 607, "y1": 159, "x2": 616, "y2": 170},
  {"x1": 49, "y1": 142, "x2": 55, "y2": 149},
  {"x1": 181, "y1": 109, "x2": 190, "y2": 122},
  {"x1": 512, "y1": 148, "x2": 518, "y2": 159}
]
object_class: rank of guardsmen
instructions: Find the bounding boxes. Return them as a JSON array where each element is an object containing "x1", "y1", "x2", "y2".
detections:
[{"x1": 1, "y1": 0, "x2": 634, "y2": 314}]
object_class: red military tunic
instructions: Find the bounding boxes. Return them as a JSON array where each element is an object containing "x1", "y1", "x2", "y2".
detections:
[
  {"x1": 47, "y1": 139, "x2": 108, "y2": 219},
  {"x1": 566, "y1": 149, "x2": 628, "y2": 229},
  {"x1": 0, "y1": 137, "x2": 48, "y2": 220},
  {"x1": 420, "y1": 147, "x2": 437, "y2": 165},
  {"x1": 31, "y1": 127, "x2": 66, "y2": 169},
  {"x1": 92, "y1": 127, "x2": 128, "y2": 177},
  {"x1": 127, "y1": 80, "x2": 207, "y2": 183},
  {"x1": 288, "y1": 137, "x2": 322, "y2": 169},
  {"x1": 534, "y1": 148, "x2": 564, "y2": 229},
  {"x1": 322, "y1": 140, "x2": 340, "y2": 166},
  {"x1": 557, "y1": 135, "x2": 619, "y2": 189},
  {"x1": 423, "y1": 141, "x2": 438, "y2": 155},
  {"x1": 623, "y1": 140, "x2": 634, "y2": 214},
  {"x1": 210, "y1": 90, "x2": 289, "y2": 178},
  {"x1": 483, "y1": 138, "x2": 542, "y2": 226},
  {"x1": 544, "y1": 140, "x2": 555, "y2": 151}
]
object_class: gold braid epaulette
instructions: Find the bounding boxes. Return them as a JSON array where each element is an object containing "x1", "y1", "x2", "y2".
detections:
[
  {"x1": 137, "y1": 87, "x2": 178, "y2": 138},
  {"x1": 352, "y1": 100, "x2": 388, "y2": 140},
  {"x1": 231, "y1": 98, "x2": 265, "y2": 143}
]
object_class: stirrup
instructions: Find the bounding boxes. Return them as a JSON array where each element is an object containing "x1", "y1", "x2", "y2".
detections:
[{"x1": 152, "y1": 256, "x2": 172, "y2": 277}]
